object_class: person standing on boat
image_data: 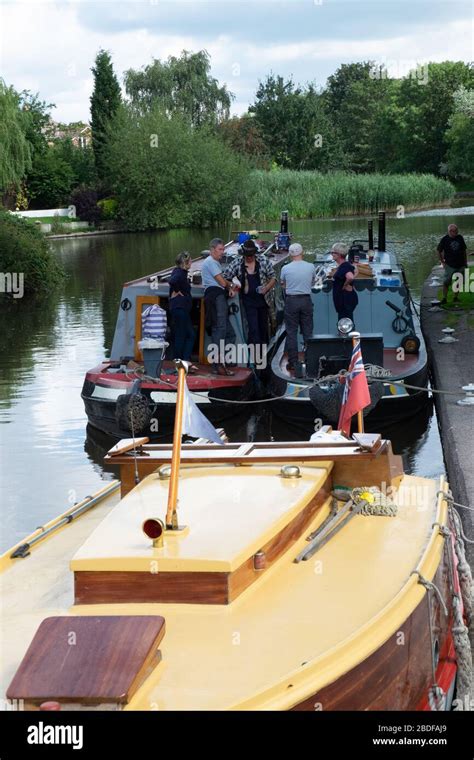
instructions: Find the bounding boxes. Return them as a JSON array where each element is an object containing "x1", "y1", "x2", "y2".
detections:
[
  {"x1": 280, "y1": 243, "x2": 315, "y2": 371},
  {"x1": 437, "y1": 224, "x2": 467, "y2": 305},
  {"x1": 202, "y1": 238, "x2": 235, "y2": 376},
  {"x1": 329, "y1": 243, "x2": 359, "y2": 324},
  {"x1": 169, "y1": 252, "x2": 195, "y2": 362},
  {"x1": 223, "y1": 239, "x2": 276, "y2": 352}
]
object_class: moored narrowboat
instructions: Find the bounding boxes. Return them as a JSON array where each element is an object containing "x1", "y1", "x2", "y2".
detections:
[
  {"x1": 82, "y1": 224, "x2": 290, "y2": 439},
  {"x1": 269, "y1": 213, "x2": 429, "y2": 435}
]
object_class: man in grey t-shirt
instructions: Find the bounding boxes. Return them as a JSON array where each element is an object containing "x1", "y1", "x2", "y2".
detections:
[
  {"x1": 280, "y1": 243, "x2": 315, "y2": 370},
  {"x1": 202, "y1": 238, "x2": 235, "y2": 375}
]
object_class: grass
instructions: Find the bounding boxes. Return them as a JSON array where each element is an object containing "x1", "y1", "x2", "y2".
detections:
[
  {"x1": 437, "y1": 288, "x2": 474, "y2": 314},
  {"x1": 454, "y1": 179, "x2": 474, "y2": 192},
  {"x1": 243, "y1": 170, "x2": 456, "y2": 220},
  {"x1": 23, "y1": 216, "x2": 83, "y2": 224}
]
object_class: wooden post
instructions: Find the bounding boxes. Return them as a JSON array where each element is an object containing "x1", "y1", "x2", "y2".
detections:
[
  {"x1": 165, "y1": 360, "x2": 188, "y2": 528},
  {"x1": 351, "y1": 332, "x2": 364, "y2": 434}
]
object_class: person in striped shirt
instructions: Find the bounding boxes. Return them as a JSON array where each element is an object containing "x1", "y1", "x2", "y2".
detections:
[{"x1": 141, "y1": 303, "x2": 167, "y2": 340}]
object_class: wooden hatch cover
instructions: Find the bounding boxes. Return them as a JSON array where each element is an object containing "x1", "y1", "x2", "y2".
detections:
[{"x1": 6, "y1": 615, "x2": 165, "y2": 708}]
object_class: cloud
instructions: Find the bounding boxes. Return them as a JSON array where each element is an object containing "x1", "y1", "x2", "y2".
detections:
[{"x1": 0, "y1": 0, "x2": 472, "y2": 122}]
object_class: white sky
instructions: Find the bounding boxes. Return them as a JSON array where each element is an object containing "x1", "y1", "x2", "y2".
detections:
[{"x1": 0, "y1": 0, "x2": 472, "y2": 122}]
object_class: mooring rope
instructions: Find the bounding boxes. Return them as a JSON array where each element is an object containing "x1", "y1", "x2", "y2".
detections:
[{"x1": 120, "y1": 363, "x2": 468, "y2": 404}]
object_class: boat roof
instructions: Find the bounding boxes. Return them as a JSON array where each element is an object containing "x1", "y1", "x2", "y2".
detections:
[{"x1": 71, "y1": 464, "x2": 332, "y2": 573}]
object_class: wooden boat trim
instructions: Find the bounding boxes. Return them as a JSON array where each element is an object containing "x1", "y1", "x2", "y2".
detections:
[
  {"x1": 105, "y1": 437, "x2": 400, "y2": 498},
  {"x1": 225, "y1": 477, "x2": 450, "y2": 710}
]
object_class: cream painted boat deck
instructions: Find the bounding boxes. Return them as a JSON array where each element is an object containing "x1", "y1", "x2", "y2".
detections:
[
  {"x1": 71, "y1": 465, "x2": 332, "y2": 572},
  {"x1": 0, "y1": 468, "x2": 444, "y2": 711}
]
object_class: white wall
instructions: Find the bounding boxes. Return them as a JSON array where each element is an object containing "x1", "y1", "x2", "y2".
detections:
[{"x1": 11, "y1": 207, "x2": 76, "y2": 219}]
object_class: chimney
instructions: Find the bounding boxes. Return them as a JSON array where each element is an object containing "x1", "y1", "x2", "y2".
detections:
[{"x1": 378, "y1": 212, "x2": 386, "y2": 252}]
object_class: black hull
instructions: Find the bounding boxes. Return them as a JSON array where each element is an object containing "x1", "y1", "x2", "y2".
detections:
[
  {"x1": 82, "y1": 381, "x2": 254, "y2": 441},
  {"x1": 269, "y1": 362, "x2": 430, "y2": 437}
]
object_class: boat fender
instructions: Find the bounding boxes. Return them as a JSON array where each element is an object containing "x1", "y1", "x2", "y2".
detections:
[
  {"x1": 115, "y1": 390, "x2": 153, "y2": 435},
  {"x1": 121, "y1": 298, "x2": 132, "y2": 311}
]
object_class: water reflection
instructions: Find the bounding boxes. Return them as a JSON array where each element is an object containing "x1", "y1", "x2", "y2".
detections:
[{"x1": 1, "y1": 208, "x2": 472, "y2": 550}]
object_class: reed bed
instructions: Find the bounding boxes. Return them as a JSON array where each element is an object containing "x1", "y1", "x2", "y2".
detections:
[{"x1": 243, "y1": 170, "x2": 455, "y2": 220}]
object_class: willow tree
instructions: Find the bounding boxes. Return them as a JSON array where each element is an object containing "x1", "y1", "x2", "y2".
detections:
[
  {"x1": 90, "y1": 50, "x2": 121, "y2": 182},
  {"x1": 0, "y1": 80, "x2": 32, "y2": 197},
  {"x1": 124, "y1": 50, "x2": 232, "y2": 128}
]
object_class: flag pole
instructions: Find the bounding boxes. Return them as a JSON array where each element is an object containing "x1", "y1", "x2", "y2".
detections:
[
  {"x1": 351, "y1": 332, "x2": 364, "y2": 434},
  {"x1": 166, "y1": 359, "x2": 188, "y2": 529}
]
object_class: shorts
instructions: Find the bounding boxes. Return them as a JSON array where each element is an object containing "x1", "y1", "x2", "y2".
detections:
[{"x1": 443, "y1": 265, "x2": 465, "y2": 287}]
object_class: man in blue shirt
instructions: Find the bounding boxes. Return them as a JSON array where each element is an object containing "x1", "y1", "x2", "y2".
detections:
[
  {"x1": 202, "y1": 238, "x2": 235, "y2": 375},
  {"x1": 280, "y1": 243, "x2": 315, "y2": 371}
]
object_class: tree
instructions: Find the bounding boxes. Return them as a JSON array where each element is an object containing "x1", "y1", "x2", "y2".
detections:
[
  {"x1": 218, "y1": 115, "x2": 270, "y2": 167},
  {"x1": 0, "y1": 80, "x2": 32, "y2": 199},
  {"x1": 0, "y1": 208, "x2": 64, "y2": 298},
  {"x1": 249, "y1": 75, "x2": 346, "y2": 170},
  {"x1": 124, "y1": 50, "x2": 232, "y2": 128},
  {"x1": 18, "y1": 90, "x2": 54, "y2": 158},
  {"x1": 26, "y1": 151, "x2": 74, "y2": 209},
  {"x1": 396, "y1": 62, "x2": 474, "y2": 173},
  {"x1": 106, "y1": 104, "x2": 248, "y2": 230},
  {"x1": 54, "y1": 138, "x2": 97, "y2": 187},
  {"x1": 445, "y1": 87, "x2": 474, "y2": 180},
  {"x1": 324, "y1": 62, "x2": 395, "y2": 172},
  {"x1": 90, "y1": 50, "x2": 121, "y2": 181}
]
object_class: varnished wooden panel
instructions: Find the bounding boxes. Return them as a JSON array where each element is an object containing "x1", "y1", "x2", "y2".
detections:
[
  {"x1": 75, "y1": 570, "x2": 230, "y2": 605},
  {"x1": 6, "y1": 616, "x2": 165, "y2": 705}
]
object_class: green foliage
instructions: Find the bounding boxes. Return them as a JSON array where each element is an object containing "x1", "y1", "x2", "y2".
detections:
[
  {"x1": 445, "y1": 87, "x2": 474, "y2": 180},
  {"x1": 54, "y1": 139, "x2": 97, "y2": 188},
  {"x1": 124, "y1": 50, "x2": 232, "y2": 128},
  {"x1": 218, "y1": 115, "x2": 270, "y2": 168},
  {"x1": 0, "y1": 80, "x2": 32, "y2": 193},
  {"x1": 18, "y1": 90, "x2": 54, "y2": 158},
  {"x1": 395, "y1": 62, "x2": 474, "y2": 174},
  {"x1": 26, "y1": 150, "x2": 74, "y2": 209},
  {"x1": 249, "y1": 62, "x2": 473, "y2": 179},
  {"x1": 50, "y1": 215, "x2": 65, "y2": 234},
  {"x1": 106, "y1": 104, "x2": 248, "y2": 230},
  {"x1": 244, "y1": 170, "x2": 455, "y2": 220},
  {"x1": 97, "y1": 197, "x2": 118, "y2": 220},
  {"x1": 90, "y1": 50, "x2": 121, "y2": 181},
  {"x1": 0, "y1": 208, "x2": 64, "y2": 297},
  {"x1": 250, "y1": 75, "x2": 345, "y2": 170}
]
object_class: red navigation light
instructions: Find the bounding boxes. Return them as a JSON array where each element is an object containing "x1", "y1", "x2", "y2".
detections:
[{"x1": 142, "y1": 518, "x2": 165, "y2": 545}]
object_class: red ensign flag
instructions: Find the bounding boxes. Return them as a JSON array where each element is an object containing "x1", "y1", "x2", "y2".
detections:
[{"x1": 337, "y1": 336, "x2": 371, "y2": 435}]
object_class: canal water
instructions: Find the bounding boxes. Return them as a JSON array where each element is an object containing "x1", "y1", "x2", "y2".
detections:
[{"x1": 1, "y1": 207, "x2": 473, "y2": 551}]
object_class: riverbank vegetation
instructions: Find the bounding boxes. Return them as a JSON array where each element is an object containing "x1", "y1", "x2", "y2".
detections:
[
  {"x1": 245, "y1": 170, "x2": 455, "y2": 220},
  {"x1": 0, "y1": 53, "x2": 472, "y2": 232},
  {"x1": 0, "y1": 209, "x2": 64, "y2": 299}
]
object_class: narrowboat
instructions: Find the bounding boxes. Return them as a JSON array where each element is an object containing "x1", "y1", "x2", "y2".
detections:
[
  {"x1": 1, "y1": 368, "x2": 470, "y2": 711},
  {"x1": 269, "y1": 212, "x2": 429, "y2": 435},
  {"x1": 81, "y1": 219, "x2": 291, "y2": 439}
]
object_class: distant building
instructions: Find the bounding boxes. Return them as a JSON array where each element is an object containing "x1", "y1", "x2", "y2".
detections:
[{"x1": 45, "y1": 121, "x2": 92, "y2": 148}]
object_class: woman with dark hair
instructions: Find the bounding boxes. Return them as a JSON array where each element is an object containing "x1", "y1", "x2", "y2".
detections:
[
  {"x1": 169, "y1": 252, "x2": 195, "y2": 362},
  {"x1": 330, "y1": 243, "x2": 358, "y2": 323}
]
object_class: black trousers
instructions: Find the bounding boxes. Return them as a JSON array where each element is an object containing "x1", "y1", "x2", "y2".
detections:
[
  {"x1": 284, "y1": 295, "x2": 313, "y2": 365},
  {"x1": 243, "y1": 298, "x2": 268, "y2": 346}
]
